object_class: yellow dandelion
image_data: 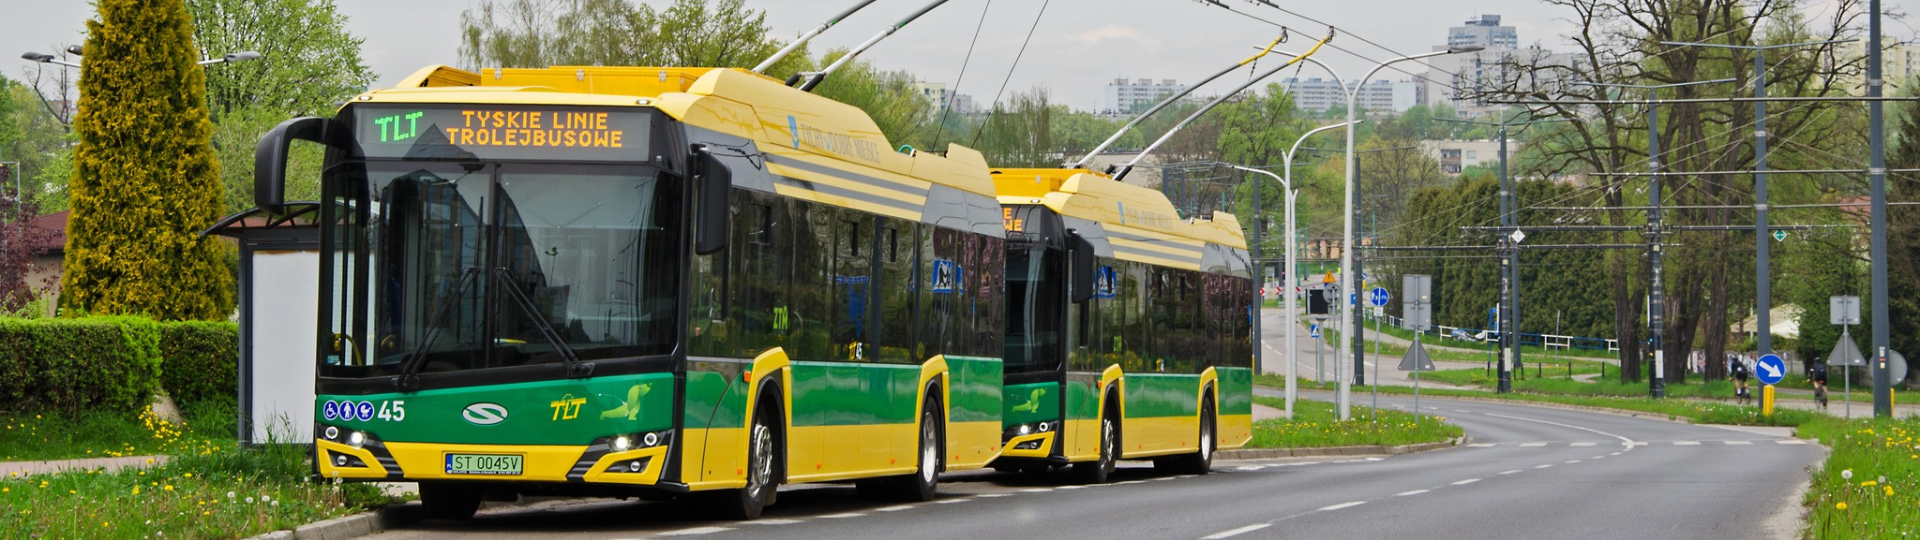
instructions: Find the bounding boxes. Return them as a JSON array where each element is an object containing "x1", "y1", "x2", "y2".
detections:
[
  {"x1": 163, "y1": 485, "x2": 173, "y2": 491},
  {"x1": 1837, "y1": 502, "x2": 1849, "y2": 510}
]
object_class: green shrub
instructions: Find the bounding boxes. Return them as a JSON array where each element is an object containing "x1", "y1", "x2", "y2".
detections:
[
  {"x1": 0, "y1": 316, "x2": 163, "y2": 416},
  {"x1": 158, "y1": 320, "x2": 239, "y2": 408},
  {"x1": 0, "y1": 317, "x2": 239, "y2": 417}
]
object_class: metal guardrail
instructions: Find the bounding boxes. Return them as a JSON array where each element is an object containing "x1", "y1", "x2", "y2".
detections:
[{"x1": 1360, "y1": 309, "x2": 1619, "y2": 352}]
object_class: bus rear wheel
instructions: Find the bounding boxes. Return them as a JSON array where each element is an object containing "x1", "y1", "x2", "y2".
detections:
[
  {"x1": 419, "y1": 482, "x2": 482, "y2": 521},
  {"x1": 892, "y1": 401, "x2": 942, "y2": 501},
  {"x1": 1159, "y1": 399, "x2": 1214, "y2": 475}
]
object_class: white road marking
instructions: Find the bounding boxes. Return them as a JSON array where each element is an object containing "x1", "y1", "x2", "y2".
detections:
[
  {"x1": 1056, "y1": 485, "x2": 1086, "y2": 490},
  {"x1": 1468, "y1": 443, "x2": 1497, "y2": 448},
  {"x1": 1674, "y1": 441, "x2": 1701, "y2": 446},
  {"x1": 744, "y1": 519, "x2": 804, "y2": 525},
  {"x1": 1237, "y1": 466, "x2": 1267, "y2": 471},
  {"x1": 977, "y1": 493, "x2": 1010, "y2": 498},
  {"x1": 1319, "y1": 501, "x2": 1367, "y2": 511},
  {"x1": 1571, "y1": 442, "x2": 1598, "y2": 447},
  {"x1": 935, "y1": 497, "x2": 974, "y2": 504},
  {"x1": 1451, "y1": 478, "x2": 1481, "y2": 485},
  {"x1": 1520, "y1": 442, "x2": 1548, "y2": 447},
  {"x1": 1364, "y1": 458, "x2": 1384, "y2": 462},
  {"x1": 1565, "y1": 460, "x2": 1582, "y2": 464},
  {"x1": 1776, "y1": 440, "x2": 1807, "y2": 445},
  {"x1": 1483, "y1": 412, "x2": 1639, "y2": 450},
  {"x1": 1020, "y1": 488, "x2": 1055, "y2": 493},
  {"x1": 819, "y1": 513, "x2": 867, "y2": 519},
  {"x1": 1499, "y1": 470, "x2": 1522, "y2": 475},
  {"x1": 1396, "y1": 489, "x2": 1430, "y2": 496},
  {"x1": 659, "y1": 527, "x2": 734, "y2": 536},
  {"x1": 875, "y1": 505, "x2": 914, "y2": 512},
  {"x1": 1201, "y1": 524, "x2": 1273, "y2": 539},
  {"x1": 1611, "y1": 452, "x2": 1623, "y2": 456},
  {"x1": 1116, "y1": 480, "x2": 1147, "y2": 485},
  {"x1": 1593, "y1": 456, "x2": 1606, "y2": 460},
  {"x1": 1725, "y1": 440, "x2": 1752, "y2": 445},
  {"x1": 1535, "y1": 464, "x2": 1553, "y2": 469}
]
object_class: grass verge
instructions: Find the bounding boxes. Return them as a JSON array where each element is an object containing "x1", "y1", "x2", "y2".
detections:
[
  {"x1": 1246, "y1": 396, "x2": 1462, "y2": 449},
  {"x1": 0, "y1": 401, "x2": 232, "y2": 462},
  {"x1": 1, "y1": 442, "x2": 393, "y2": 539},
  {"x1": 1796, "y1": 415, "x2": 1920, "y2": 539}
]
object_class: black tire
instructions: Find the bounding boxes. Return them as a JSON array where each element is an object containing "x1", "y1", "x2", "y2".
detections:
[
  {"x1": 419, "y1": 482, "x2": 482, "y2": 521},
  {"x1": 720, "y1": 404, "x2": 778, "y2": 520},
  {"x1": 1073, "y1": 408, "x2": 1118, "y2": 484},
  {"x1": 889, "y1": 401, "x2": 942, "y2": 502},
  {"x1": 1164, "y1": 399, "x2": 1215, "y2": 475}
]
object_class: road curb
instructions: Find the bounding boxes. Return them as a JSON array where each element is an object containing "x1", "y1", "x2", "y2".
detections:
[
  {"x1": 246, "y1": 503, "x2": 422, "y2": 540},
  {"x1": 1218, "y1": 436, "x2": 1468, "y2": 460}
]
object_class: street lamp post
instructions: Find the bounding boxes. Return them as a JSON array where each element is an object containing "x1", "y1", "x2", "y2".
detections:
[
  {"x1": 1659, "y1": 38, "x2": 1852, "y2": 366},
  {"x1": 1300, "y1": 45, "x2": 1480, "y2": 420},
  {"x1": 1231, "y1": 120, "x2": 1355, "y2": 418}
]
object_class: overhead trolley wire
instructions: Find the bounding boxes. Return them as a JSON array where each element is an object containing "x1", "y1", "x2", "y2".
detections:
[{"x1": 969, "y1": 0, "x2": 1053, "y2": 149}]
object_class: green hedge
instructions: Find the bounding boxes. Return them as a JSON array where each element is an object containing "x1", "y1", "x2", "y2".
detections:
[
  {"x1": 0, "y1": 317, "x2": 238, "y2": 416},
  {"x1": 158, "y1": 321, "x2": 240, "y2": 407}
]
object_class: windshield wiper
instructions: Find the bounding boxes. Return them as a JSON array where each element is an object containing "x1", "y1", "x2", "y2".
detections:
[
  {"x1": 395, "y1": 266, "x2": 481, "y2": 391},
  {"x1": 492, "y1": 268, "x2": 590, "y2": 378}
]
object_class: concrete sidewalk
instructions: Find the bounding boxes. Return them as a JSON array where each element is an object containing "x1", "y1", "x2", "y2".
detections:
[{"x1": 0, "y1": 455, "x2": 169, "y2": 478}]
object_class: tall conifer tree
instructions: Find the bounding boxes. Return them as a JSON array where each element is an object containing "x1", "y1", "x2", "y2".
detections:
[{"x1": 61, "y1": 0, "x2": 234, "y2": 320}]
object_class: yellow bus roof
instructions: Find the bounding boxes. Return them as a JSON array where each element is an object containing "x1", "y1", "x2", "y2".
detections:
[
  {"x1": 991, "y1": 168, "x2": 1248, "y2": 250},
  {"x1": 358, "y1": 65, "x2": 1000, "y2": 210}
]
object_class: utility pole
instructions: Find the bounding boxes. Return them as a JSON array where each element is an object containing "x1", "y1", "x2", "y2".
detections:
[
  {"x1": 1568, "y1": 78, "x2": 1734, "y2": 397},
  {"x1": 1870, "y1": 0, "x2": 1894, "y2": 417},
  {"x1": 1353, "y1": 153, "x2": 1366, "y2": 387},
  {"x1": 1660, "y1": 38, "x2": 1852, "y2": 364}
]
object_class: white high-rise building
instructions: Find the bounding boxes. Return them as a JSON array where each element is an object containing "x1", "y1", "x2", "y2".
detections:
[
  {"x1": 1278, "y1": 78, "x2": 1423, "y2": 114},
  {"x1": 913, "y1": 82, "x2": 975, "y2": 114},
  {"x1": 1827, "y1": 41, "x2": 1920, "y2": 95},
  {"x1": 1449, "y1": 14, "x2": 1518, "y2": 50},
  {"x1": 1423, "y1": 14, "x2": 1574, "y2": 117},
  {"x1": 1104, "y1": 78, "x2": 1189, "y2": 115}
]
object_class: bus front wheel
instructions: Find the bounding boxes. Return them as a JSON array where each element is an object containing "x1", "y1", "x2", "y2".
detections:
[
  {"x1": 419, "y1": 482, "x2": 482, "y2": 521},
  {"x1": 721, "y1": 405, "x2": 779, "y2": 519},
  {"x1": 1073, "y1": 407, "x2": 1117, "y2": 484}
]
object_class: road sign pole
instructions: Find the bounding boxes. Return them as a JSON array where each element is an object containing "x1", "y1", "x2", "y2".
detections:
[{"x1": 1372, "y1": 309, "x2": 1380, "y2": 422}]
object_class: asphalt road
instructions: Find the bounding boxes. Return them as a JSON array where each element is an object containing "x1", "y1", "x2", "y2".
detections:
[{"x1": 369, "y1": 311, "x2": 1826, "y2": 540}]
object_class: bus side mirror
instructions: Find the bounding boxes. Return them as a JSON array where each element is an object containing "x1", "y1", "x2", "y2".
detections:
[
  {"x1": 694, "y1": 146, "x2": 733, "y2": 255},
  {"x1": 1069, "y1": 230, "x2": 1095, "y2": 304},
  {"x1": 254, "y1": 117, "x2": 352, "y2": 216}
]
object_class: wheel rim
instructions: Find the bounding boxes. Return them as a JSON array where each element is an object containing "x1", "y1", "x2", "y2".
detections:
[
  {"x1": 919, "y1": 414, "x2": 937, "y2": 484},
  {"x1": 1101, "y1": 417, "x2": 1116, "y2": 470},
  {"x1": 748, "y1": 422, "x2": 772, "y2": 498},
  {"x1": 1200, "y1": 415, "x2": 1213, "y2": 457}
]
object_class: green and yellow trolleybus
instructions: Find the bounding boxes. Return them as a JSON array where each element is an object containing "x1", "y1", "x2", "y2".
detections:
[
  {"x1": 990, "y1": 168, "x2": 1255, "y2": 483},
  {"x1": 254, "y1": 65, "x2": 1012, "y2": 519}
]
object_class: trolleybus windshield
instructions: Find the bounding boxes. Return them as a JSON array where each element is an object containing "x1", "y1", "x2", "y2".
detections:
[{"x1": 320, "y1": 161, "x2": 683, "y2": 380}]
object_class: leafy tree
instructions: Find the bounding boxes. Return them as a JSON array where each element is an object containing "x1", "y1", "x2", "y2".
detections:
[
  {"x1": 188, "y1": 0, "x2": 374, "y2": 118},
  {"x1": 972, "y1": 88, "x2": 1053, "y2": 167},
  {"x1": 187, "y1": 0, "x2": 373, "y2": 214},
  {"x1": 458, "y1": 0, "x2": 809, "y2": 80},
  {"x1": 0, "y1": 185, "x2": 59, "y2": 311},
  {"x1": 2, "y1": 81, "x2": 78, "y2": 211},
  {"x1": 1885, "y1": 77, "x2": 1920, "y2": 368},
  {"x1": 62, "y1": 0, "x2": 234, "y2": 321}
]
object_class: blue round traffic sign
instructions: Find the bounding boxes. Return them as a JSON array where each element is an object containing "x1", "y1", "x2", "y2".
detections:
[
  {"x1": 1369, "y1": 287, "x2": 1390, "y2": 307},
  {"x1": 1754, "y1": 354, "x2": 1786, "y2": 386}
]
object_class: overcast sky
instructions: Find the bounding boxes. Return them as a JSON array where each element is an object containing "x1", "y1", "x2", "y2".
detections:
[{"x1": 6, "y1": 0, "x2": 1912, "y2": 110}]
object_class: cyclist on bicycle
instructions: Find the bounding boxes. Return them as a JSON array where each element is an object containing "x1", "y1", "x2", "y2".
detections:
[
  {"x1": 1730, "y1": 356, "x2": 1751, "y2": 402},
  {"x1": 1809, "y1": 362, "x2": 1830, "y2": 408}
]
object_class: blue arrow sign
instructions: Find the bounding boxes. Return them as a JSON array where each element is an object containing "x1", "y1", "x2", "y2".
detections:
[
  {"x1": 1755, "y1": 354, "x2": 1786, "y2": 386},
  {"x1": 1370, "y1": 287, "x2": 1390, "y2": 307},
  {"x1": 1309, "y1": 324, "x2": 1321, "y2": 338}
]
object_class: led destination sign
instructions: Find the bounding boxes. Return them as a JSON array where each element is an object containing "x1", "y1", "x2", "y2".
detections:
[{"x1": 353, "y1": 105, "x2": 651, "y2": 162}]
